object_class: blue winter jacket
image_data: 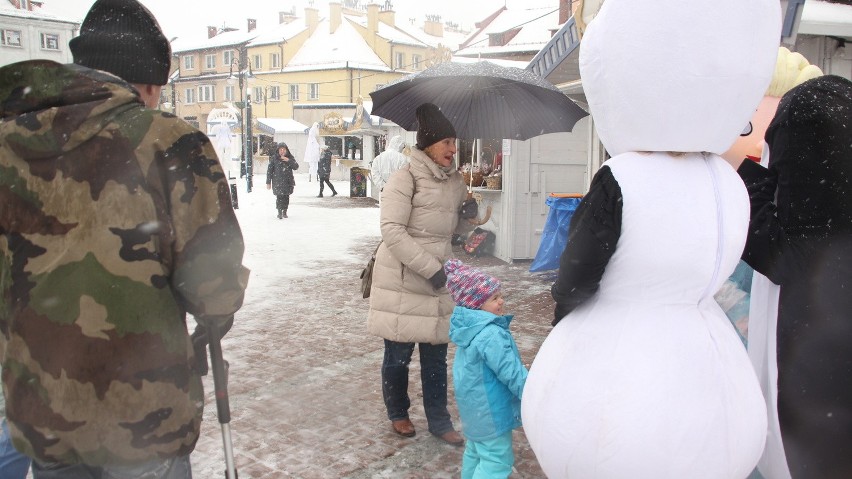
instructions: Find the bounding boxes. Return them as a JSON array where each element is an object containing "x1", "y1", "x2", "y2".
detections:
[{"x1": 449, "y1": 306, "x2": 528, "y2": 442}]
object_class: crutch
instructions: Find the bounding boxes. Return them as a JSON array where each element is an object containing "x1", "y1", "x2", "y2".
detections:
[{"x1": 207, "y1": 321, "x2": 238, "y2": 479}]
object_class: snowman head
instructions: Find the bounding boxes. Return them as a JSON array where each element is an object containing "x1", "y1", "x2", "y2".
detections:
[{"x1": 579, "y1": 0, "x2": 781, "y2": 157}]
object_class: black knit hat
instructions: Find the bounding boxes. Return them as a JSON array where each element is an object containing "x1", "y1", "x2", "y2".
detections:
[
  {"x1": 70, "y1": 0, "x2": 171, "y2": 86},
  {"x1": 415, "y1": 103, "x2": 456, "y2": 149}
]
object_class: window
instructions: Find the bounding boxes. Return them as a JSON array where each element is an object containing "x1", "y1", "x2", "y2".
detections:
[
  {"x1": 224, "y1": 85, "x2": 235, "y2": 102},
  {"x1": 288, "y1": 84, "x2": 299, "y2": 101},
  {"x1": 183, "y1": 55, "x2": 194, "y2": 70},
  {"x1": 40, "y1": 33, "x2": 60, "y2": 50},
  {"x1": 1, "y1": 29, "x2": 22, "y2": 47},
  {"x1": 270, "y1": 53, "x2": 281, "y2": 69},
  {"x1": 253, "y1": 86, "x2": 263, "y2": 103},
  {"x1": 308, "y1": 83, "x2": 319, "y2": 100},
  {"x1": 198, "y1": 85, "x2": 215, "y2": 102},
  {"x1": 223, "y1": 50, "x2": 234, "y2": 66},
  {"x1": 205, "y1": 54, "x2": 216, "y2": 69},
  {"x1": 252, "y1": 54, "x2": 262, "y2": 70},
  {"x1": 184, "y1": 88, "x2": 196, "y2": 104},
  {"x1": 269, "y1": 86, "x2": 280, "y2": 101},
  {"x1": 412, "y1": 54, "x2": 422, "y2": 70},
  {"x1": 395, "y1": 52, "x2": 405, "y2": 69}
]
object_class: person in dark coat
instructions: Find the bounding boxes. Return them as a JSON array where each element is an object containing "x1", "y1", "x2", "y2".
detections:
[
  {"x1": 317, "y1": 144, "x2": 337, "y2": 197},
  {"x1": 738, "y1": 74, "x2": 852, "y2": 478},
  {"x1": 266, "y1": 142, "x2": 299, "y2": 218}
]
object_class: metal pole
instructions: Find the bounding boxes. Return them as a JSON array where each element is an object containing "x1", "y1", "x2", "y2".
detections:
[
  {"x1": 238, "y1": 73, "x2": 246, "y2": 179},
  {"x1": 246, "y1": 88, "x2": 253, "y2": 193},
  {"x1": 207, "y1": 322, "x2": 238, "y2": 479}
]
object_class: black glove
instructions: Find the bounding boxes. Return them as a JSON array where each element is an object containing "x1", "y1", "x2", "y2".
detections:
[
  {"x1": 190, "y1": 315, "x2": 234, "y2": 375},
  {"x1": 553, "y1": 303, "x2": 571, "y2": 326},
  {"x1": 429, "y1": 269, "x2": 448, "y2": 290},
  {"x1": 460, "y1": 198, "x2": 478, "y2": 219}
]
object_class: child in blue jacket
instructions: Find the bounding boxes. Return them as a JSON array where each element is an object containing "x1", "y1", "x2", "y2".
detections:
[{"x1": 445, "y1": 259, "x2": 528, "y2": 478}]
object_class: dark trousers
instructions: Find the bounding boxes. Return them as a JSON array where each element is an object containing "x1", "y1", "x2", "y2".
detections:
[
  {"x1": 319, "y1": 176, "x2": 336, "y2": 195},
  {"x1": 381, "y1": 339, "x2": 453, "y2": 435},
  {"x1": 275, "y1": 194, "x2": 290, "y2": 213}
]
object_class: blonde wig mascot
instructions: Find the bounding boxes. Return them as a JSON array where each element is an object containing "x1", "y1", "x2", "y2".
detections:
[{"x1": 521, "y1": 0, "x2": 781, "y2": 477}]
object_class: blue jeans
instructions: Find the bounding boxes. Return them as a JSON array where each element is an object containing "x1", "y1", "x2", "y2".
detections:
[
  {"x1": 0, "y1": 418, "x2": 31, "y2": 479},
  {"x1": 461, "y1": 431, "x2": 514, "y2": 479},
  {"x1": 382, "y1": 339, "x2": 454, "y2": 435},
  {"x1": 32, "y1": 455, "x2": 192, "y2": 479}
]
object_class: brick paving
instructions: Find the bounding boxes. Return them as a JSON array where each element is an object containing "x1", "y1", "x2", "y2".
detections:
[{"x1": 190, "y1": 187, "x2": 557, "y2": 478}]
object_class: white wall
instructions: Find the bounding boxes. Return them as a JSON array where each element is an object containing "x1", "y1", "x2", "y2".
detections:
[{"x1": 0, "y1": 16, "x2": 77, "y2": 65}]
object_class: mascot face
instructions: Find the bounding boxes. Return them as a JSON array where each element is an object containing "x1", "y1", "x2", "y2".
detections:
[
  {"x1": 722, "y1": 96, "x2": 781, "y2": 164},
  {"x1": 579, "y1": 0, "x2": 780, "y2": 157}
]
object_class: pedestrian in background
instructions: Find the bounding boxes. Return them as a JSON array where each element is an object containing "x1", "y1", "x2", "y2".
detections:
[
  {"x1": 370, "y1": 135, "x2": 409, "y2": 193},
  {"x1": 317, "y1": 144, "x2": 337, "y2": 197},
  {"x1": 367, "y1": 103, "x2": 473, "y2": 447},
  {"x1": 267, "y1": 142, "x2": 299, "y2": 218},
  {"x1": 445, "y1": 259, "x2": 527, "y2": 478},
  {"x1": 0, "y1": 0, "x2": 249, "y2": 477}
]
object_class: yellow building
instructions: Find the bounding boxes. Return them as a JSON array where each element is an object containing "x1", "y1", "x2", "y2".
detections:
[{"x1": 171, "y1": 3, "x2": 466, "y2": 138}]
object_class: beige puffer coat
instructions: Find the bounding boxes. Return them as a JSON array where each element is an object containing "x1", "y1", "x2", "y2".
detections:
[{"x1": 367, "y1": 147, "x2": 468, "y2": 344}]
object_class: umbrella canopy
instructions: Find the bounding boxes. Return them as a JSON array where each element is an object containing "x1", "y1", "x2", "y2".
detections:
[{"x1": 369, "y1": 60, "x2": 588, "y2": 141}]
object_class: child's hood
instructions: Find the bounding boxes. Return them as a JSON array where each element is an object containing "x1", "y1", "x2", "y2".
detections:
[{"x1": 449, "y1": 306, "x2": 513, "y2": 348}]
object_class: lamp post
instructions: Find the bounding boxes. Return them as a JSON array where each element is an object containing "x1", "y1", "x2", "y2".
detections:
[
  {"x1": 245, "y1": 87, "x2": 253, "y2": 192},
  {"x1": 228, "y1": 56, "x2": 252, "y2": 192}
]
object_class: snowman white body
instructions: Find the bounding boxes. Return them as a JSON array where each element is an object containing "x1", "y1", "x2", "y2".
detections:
[{"x1": 521, "y1": 1, "x2": 781, "y2": 477}]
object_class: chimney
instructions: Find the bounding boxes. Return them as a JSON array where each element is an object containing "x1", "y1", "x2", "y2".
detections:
[
  {"x1": 423, "y1": 16, "x2": 444, "y2": 38},
  {"x1": 559, "y1": 0, "x2": 573, "y2": 25},
  {"x1": 329, "y1": 2, "x2": 342, "y2": 33},
  {"x1": 367, "y1": 3, "x2": 379, "y2": 33},
  {"x1": 378, "y1": 9, "x2": 395, "y2": 28},
  {"x1": 305, "y1": 7, "x2": 319, "y2": 35},
  {"x1": 207, "y1": 26, "x2": 218, "y2": 39},
  {"x1": 247, "y1": 19, "x2": 257, "y2": 32},
  {"x1": 279, "y1": 10, "x2": 297, "y2": 24}
]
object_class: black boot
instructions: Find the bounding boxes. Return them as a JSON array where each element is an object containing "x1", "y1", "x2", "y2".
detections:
[
  {"x1": 282, "y1": 209, "x2": 288, "y2": 218},
  {"x1": 332, "y1": 189, "x2": 338, "y2": 197},
  {"x1": 317, "y1": 192, "x2": 323, "y2": 197},
  {"x1": 277, "y1": 210, "x2": 283, "y2": 219}
]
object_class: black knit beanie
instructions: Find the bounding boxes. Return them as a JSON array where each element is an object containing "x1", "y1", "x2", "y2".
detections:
[
  {"x1": 69, "y1": 0, "x2": 171, "y2": 86},
  {"x1": 415, "y1": 103, "x2": 456, "y2": 149}
]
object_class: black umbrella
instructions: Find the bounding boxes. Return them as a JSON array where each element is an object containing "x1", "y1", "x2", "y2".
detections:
[{"x1": 369, "y1": 60, "x2": 588, "y2": 141}]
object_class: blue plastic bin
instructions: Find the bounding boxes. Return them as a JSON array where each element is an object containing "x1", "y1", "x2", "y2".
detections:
[{"x1": 529, "y1": 195, "x2": 582, "y2": 272}]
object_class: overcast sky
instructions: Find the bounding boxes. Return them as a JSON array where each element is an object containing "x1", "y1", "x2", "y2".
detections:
[{"x1": 46, "y1": 0, "x2": 560, "y2": 43}]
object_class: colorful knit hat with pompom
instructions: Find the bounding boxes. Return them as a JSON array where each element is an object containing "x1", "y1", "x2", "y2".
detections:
[{"x1": 444, "y1": 258, "x2": 501, "y2": 309}]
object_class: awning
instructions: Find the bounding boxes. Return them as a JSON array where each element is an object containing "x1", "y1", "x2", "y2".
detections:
[{"x1": 256, "y1": 118, "x2": 309, "y2": 135}]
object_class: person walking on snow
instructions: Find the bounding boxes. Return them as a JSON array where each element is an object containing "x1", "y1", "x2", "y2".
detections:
[
  {"x1": 317, "y1": 144, "x2": 337, "y2": 197},
  {"x1": 267, "y1": 142, "x2": 299, "y2": 218},
  {"x1": 445, "y1": 259, "x2": 528, "y2": 479}
]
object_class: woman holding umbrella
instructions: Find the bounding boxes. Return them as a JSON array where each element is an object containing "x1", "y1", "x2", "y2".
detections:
[{"x1": 367, "y1": 103, "x2": 472, "y2": 446}]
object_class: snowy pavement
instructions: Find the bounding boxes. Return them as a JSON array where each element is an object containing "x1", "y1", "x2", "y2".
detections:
[{"x1": 189, "y1": 172, "x2": 555, "y2": 478}]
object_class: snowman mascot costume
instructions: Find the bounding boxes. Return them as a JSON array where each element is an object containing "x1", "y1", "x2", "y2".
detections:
[{"x1": 521, "y1": 1, "x2": 780, "y2": 477}]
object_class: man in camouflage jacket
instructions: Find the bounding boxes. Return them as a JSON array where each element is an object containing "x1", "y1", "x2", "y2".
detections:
[{"x1": 0, "y1": 0, "x2": 249, "y2": 474}]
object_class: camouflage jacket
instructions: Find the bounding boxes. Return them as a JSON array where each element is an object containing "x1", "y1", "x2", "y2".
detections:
[{"x1": 0, "y1": 60, "x2": 249, "y2": 465}]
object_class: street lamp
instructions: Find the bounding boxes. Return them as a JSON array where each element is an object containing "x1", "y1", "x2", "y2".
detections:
[
  {"x1": 228, "y1": 57, "x2": 253, "y2": 192},
  {"x1": 245, "y1": 87, "x2": 253, "y2": 192}
]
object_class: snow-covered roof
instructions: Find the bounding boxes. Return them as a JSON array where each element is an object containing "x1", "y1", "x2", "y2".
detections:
[
  {"x1": 284, "y1": 17, "x2": 390, "y2": 73},
  {"x1": 1, "y1": 2, "x2": 79, "y2": 25},
  {"x1": 248, "y1": 19, "x2": 308, "y2": 47},
  {"x1": 173, "y1": 28, "x2": 258, "y2": 54},
  {"x1": 257, "y1": 118, "x2": 309, "y2": 134},
  {"x1": 799, "y1": 0, "x2": 852, "y2": 39},
  {"x1": 344, "y1": 14, "x2": 425, "y2": 48},
  {"x1": 396, "y1": 22, "x2": 469, "y2": 51},
  {"x1": 455, "y1": 7, "x2": 559, "y2": 56}
]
